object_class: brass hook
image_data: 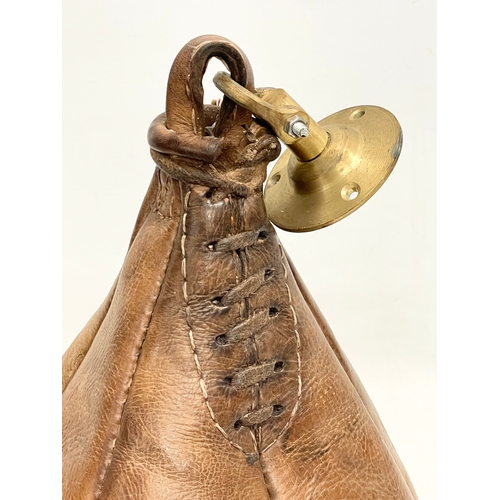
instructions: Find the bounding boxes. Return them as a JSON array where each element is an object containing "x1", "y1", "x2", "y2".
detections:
[{"x1": 213, "y1": 71, "x2": 328, "y2": 162}]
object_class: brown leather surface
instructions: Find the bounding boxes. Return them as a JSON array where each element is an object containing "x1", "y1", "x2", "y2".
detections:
[{"x1": 63, "y1": 35, "x2": 417, "y2": 499}]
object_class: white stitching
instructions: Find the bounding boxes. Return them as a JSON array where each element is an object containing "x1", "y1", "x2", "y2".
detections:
[
  {"x1": 95, "y1": 212, "x2": 172, "y2": 497},
  {"x1": 261, "y1": 243, "x2": 302, "y2": 454}
]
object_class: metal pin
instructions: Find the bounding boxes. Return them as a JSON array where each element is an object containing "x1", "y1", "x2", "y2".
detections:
[{"x1": 291, "y1": 120, "x2": 309, "y2": 138}]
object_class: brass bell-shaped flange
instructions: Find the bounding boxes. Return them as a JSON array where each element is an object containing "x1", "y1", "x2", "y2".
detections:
[{"x1": 213, "y1": 72, "x2": 402, "y2": 232}]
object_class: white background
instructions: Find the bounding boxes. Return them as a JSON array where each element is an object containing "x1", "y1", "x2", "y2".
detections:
[
  {"x1": 7, "y1": 2, "x2": 500, "y2": 499},
  {"x1": 62, "y1": 0, "x2": 436, "y2": 498}
]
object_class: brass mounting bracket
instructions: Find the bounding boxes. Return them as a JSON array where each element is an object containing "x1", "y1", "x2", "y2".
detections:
[{"x1": 213, "y1": 71, "x2": 402, "y2": 232}]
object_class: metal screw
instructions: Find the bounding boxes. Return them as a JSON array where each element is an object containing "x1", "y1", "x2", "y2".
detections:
[{"x1": 286, "y1": 115, "x2": 310, "y2": 138}]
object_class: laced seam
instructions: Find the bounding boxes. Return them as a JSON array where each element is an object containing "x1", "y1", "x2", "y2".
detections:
[
  {"x1": 183, "y1": 192, "x2": 301, "y2": 450},
  {"x1": 172, "y1": 144, "x2": 300, "y2": 451},
  {"x1": 181, "y1": 185, "x2": 248, "y2": 456},
  {"x1": 211, "y1": 243, "x2": 285, "y2": 432}
]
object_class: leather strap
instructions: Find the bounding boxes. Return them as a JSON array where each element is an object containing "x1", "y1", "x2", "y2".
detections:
[{"x1": 147, "y1": 35, "x2": 254, "y2": 163}]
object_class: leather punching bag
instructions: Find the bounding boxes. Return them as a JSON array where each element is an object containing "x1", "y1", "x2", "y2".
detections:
[{"x1": 62, "y1": 35, "x2": 417, "y2": 500}]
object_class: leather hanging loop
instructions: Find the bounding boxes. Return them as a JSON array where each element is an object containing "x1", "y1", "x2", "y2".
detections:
[{"x1": 148, "y1": 35, "x2": 254, "y2": 163}]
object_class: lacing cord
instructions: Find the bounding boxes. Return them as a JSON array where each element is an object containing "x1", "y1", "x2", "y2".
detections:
[
  {"x1": 208, "y1": 231, "x2": 286, "y2": 429},
  {"x1": 212, "y1": 267, "x2": 274, "y2": 307},
  {"x1": 214, "y1": 308, "x2": 272, "y2": 347},
  {"x1": 150, "y1": 148, "x2": 253, "y2": 198}
]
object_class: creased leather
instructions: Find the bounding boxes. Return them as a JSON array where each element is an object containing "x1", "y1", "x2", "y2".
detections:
[{"x1": 63, "y1": 35, "x2": 417, "y2": 500}]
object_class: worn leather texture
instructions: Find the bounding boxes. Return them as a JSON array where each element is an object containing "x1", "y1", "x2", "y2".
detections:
[{"x1": 62, "y1": 35, "x2": 418, "y2": 499}]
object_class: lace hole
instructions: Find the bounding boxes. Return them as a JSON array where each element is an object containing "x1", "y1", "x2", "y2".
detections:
[
  {"x1": 269, "y1": 307, "x2": 279, "y2": 317},
  {"x1": 212, "y1": 297, "x2": 224, "y2": 306},
  {"x1": 234, "y1": 420, "x2": 242, "y2": 430},
  {"x1": 264, "y1": 269, "x2": 274, "y2": 280},
  {"x1": 215, "y1": 334, "x2": 228, "y2": 346},
  {"x1": 272, "y1": 404, "x2": 284, "y2": 416},
  {"x1": 207, "y1": 242, "x2": 217, "y2": 252},
  {"x1": 224, "y1": 376, "x2": 233, "y2": 385},
  {"x1": 274, "y1": 361, "x2": 284, "y2": 372},
  {"x1": 258, "y1": 231, "x2": 268, "y2": 241}
]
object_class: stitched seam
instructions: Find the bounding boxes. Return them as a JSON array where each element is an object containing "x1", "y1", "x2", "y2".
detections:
[
  {"x1": 95, "y1": 223, "x2": 173, "y2": 498},
  {"x1": 181, "y1": 186, "x2": 249, "y2": 456},
  {"x1": 261, "y1": 244, "x2": 302, "y2": 454}
]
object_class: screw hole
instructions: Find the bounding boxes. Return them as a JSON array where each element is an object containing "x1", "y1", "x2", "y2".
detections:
[
  {"x1": 269, "y1": 173, "x2": 281, "y2": 186},
  {"x1": 274, "y1": 361, "x2": 284, "y2": 372},
  {"x1": 341, "y1": 183, "x2": 361, "y2": 202},
  {"x1": 207, "y1": 242, "x2": 217, "y2": 252},
  {"x1": 349, "y1": 109, "x2": 365, "y2": 120}
]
